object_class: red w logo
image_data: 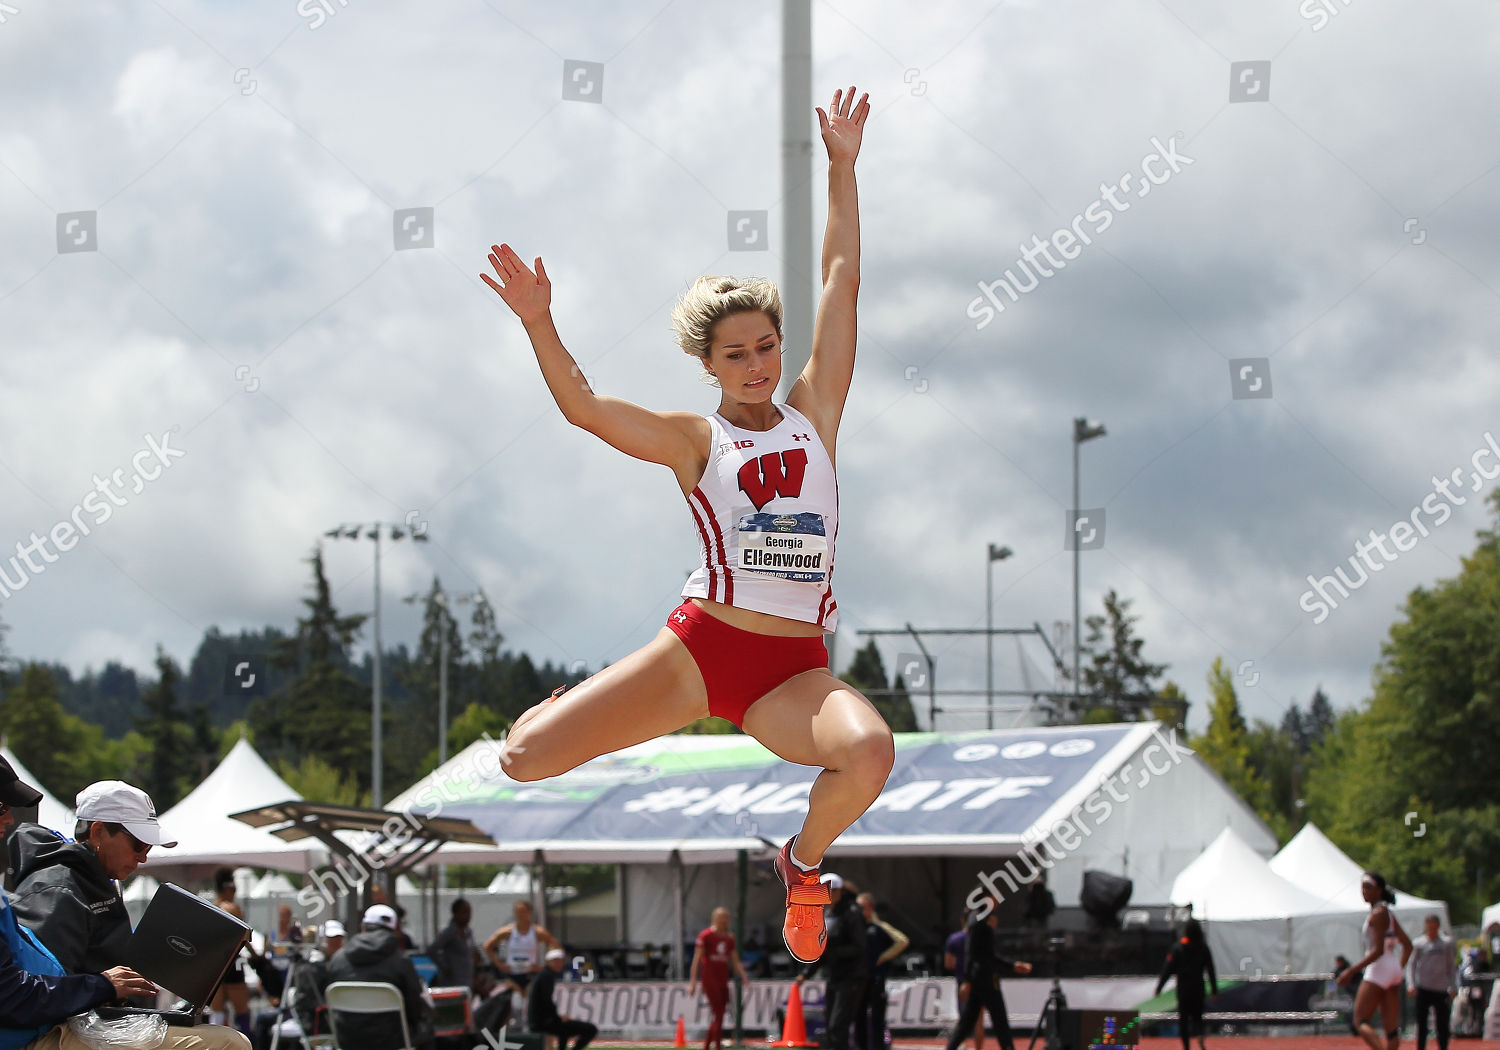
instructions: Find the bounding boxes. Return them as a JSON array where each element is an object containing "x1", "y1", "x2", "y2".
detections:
[{"x1": 738, "y1": 448, "x2": 808, "y2": 510}]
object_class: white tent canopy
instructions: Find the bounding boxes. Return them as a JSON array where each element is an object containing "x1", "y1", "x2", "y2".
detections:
[
  {"x1": 1172, "y1": 826, "x2": 1367, "y2": 975},
  {"x1": 141, "y1": 738, "x2": 327, "y2": 873},
  {"x1": 1, "y1": 746, "x2": 74, "y2": 833},
  {"x1": 1271, "y1": 822, "x2": 1450, "y2": 931}
]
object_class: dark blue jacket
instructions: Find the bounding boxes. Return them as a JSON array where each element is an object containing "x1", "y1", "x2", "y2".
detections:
[{"x1": 1, "y1": 887, "x2": 114, "y2": 1049}]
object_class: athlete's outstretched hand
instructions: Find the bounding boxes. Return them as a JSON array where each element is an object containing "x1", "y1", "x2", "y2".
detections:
[
  {"x1": 816, "y1": 85, "x2": 869, "y2": 166},
  {"x1": 481, "y1": 243, "x2": 551, "y2": 323}
]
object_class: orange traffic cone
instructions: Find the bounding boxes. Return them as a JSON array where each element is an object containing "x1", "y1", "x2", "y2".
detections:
[
  {"x1": 674, "y1": 1016, "x2": 687, "y2": 1048},
  {"x1": 771, "y1": 982, "x2": 813, "y2": 1047}
]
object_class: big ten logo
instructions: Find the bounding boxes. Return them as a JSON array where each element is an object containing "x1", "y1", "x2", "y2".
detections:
[
  {"x1": 394, "y1": 207, "x2": 434, "y2": 250},
  {"x1": 1229, "y1": 357, "x2": 1272, "y2": 400},
  {"x1": 562, "y1": 60, "x2": 604, "y2": 103},
  {"x1": 1064, "y1": 509, "x2": 1105, "y2": 551},
  {"x1": 57, "y1": 211, "x2": 97, "y2": 254},
  {"x1": 727, "y1": 210, "x2": 767, "y2": 252},
  {"x1": 1229, "y1": 61, "x2": 1271, "y2": 103}
]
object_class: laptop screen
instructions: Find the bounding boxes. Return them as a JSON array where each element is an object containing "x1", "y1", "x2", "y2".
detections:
[{"x1": 125, "y1": 883, "x2": 251, "y2": 1007}]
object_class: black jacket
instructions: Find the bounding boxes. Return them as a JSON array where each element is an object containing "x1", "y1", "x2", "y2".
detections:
[
  {"x1": 1156, "y1": 939, "x2": 1218, "y2": 1004},
  {"x1": 1, "y1": 888, "x2": 115, "y2": 1035},
  {"x1": 803, "y1": 896, "x2": 868, "y2": 982},
  {"x1": 963, "y1": 917, "x2": 1015, "y2": 987},
  {"x1": 327, "y1": 928, "x2": 428, "y2": 1050},
  {"x1": 7, "y1": 824, "x2": 132, "y2": 975},
  {"x1": 527, "y1": 966, "x2": 563, "y2": 1030}
]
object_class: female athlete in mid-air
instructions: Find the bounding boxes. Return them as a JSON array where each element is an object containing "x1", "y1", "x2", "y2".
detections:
[{"x1": 479, "y1": 86, "x2": 891, "y2": 963}]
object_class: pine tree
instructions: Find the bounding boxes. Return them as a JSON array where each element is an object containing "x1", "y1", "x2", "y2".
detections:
[
  {"x1": 1305, "y1": 687, "x2": 1334, "y2": 748},
  {"x1": 1192, "y1": 656, "x2": 1275, "y2": 826},
  {"x1": 136, "y1": 647, "x2": 192, "y2": 809},
  {"x1": 252, "y1": 547, "x2": 372, "y2": 791},
  {"x1": 1081, "y1": 589, "x2": 1168, "y2": 721}
]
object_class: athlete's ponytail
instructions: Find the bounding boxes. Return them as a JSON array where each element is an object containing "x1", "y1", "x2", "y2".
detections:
[{"x1": 1363, "y1": 870, "x2": 1397, "y2": 904}]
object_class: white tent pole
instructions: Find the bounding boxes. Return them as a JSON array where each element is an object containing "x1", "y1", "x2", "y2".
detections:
[{"x1": 534, "y1": 850, "x2": 548, "y2": 932}]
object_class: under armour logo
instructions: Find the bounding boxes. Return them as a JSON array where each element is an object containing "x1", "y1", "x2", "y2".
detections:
[
  {"x1": 672, "y1": 610, "x2": 689, "y2": 624},
  {"x1": 792, "y1": 433, "x2": 811, "y2": 442}
]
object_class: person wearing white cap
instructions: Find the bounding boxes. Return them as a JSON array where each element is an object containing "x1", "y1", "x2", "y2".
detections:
[
  {"x1": 8, "y1": 780, "x2": 175, "y2": 975},
  {"x1": 527, "y1": 948, "x2": 596, "y2": 1050},
  {"x1": 326, "y1": 905, "x2": 433, "y2": 1049},
  {"x1": 0, "y1": 767, "x2": 250, "y2": 1049}
]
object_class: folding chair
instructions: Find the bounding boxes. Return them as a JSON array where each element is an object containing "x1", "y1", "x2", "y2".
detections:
[{"x1": 324, "y1": 981, "x2": 414, "y2": 1050}]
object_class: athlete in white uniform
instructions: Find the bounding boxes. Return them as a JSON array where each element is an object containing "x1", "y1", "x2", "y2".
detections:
[
  {"x1": 1339, "y1": 872, "x2": 1413, "y2": 1050},
  {"x1": 483, "y1": 900, "x2": 560, "y2": 991},
  {"x1": 480, "y1": 86, "x2": 892, "y2": 965}
]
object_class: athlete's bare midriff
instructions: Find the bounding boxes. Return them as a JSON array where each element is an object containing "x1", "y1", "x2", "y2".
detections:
[{"x1": 688, "y1": 597, "x2": 827, "y2": 638}]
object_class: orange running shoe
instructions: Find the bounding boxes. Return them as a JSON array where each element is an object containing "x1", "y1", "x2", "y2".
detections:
[{"x1": 774, "y1": 838, "x2": 830, "y2": 963}]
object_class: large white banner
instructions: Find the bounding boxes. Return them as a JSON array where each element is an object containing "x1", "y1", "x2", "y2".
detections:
[{"x1": 552, "y1": 977, "x2": 1157, "y2": 1035}]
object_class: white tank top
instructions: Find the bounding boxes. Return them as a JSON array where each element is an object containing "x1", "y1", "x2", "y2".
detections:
[
  {"x1": 505, "y1": 925, "x2": 538, "y2": 969},
  {"x1": 682, "y1": 404, "x2": 839, "y2": 631}
]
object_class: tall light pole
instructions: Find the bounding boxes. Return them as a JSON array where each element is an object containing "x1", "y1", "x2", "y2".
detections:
[
  {"x1": 326, "y1": 521, "x2": 429, "y2": 807},
  {"x1": 985, "y1": 544, "x2": 1013, "y2": 730},
  {"x1": 1071, "y1": 418, "x2": 1106, "y2": 720},
  {"x1": 402, "y1": 587, "x2": 488, "y2": 768},
  {"x1": 777, "y1": 0, "x2": 814, "y2": 399}
]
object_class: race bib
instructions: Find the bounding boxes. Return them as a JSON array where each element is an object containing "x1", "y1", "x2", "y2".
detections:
[{"x1": 736, "y1": 512, "x2": 829, "y2": 582}]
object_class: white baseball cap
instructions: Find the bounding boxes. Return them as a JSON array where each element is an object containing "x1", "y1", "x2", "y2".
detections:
[
  {"x1": 323, "y1": 920, "x2": 347, "y2": 939},
  {"x1": 820, "y1": 872, "x2": 844, "y2": 891},
  {"x1": 363, "y1": 904, "x2": 398, "y2": 930},
  {"x1": 75, "y1": 781, "x2": 178, "y2": 848}
]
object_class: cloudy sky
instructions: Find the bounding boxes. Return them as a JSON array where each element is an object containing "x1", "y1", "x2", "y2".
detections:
[{"x1": 2, "y1": 0, "x2": 1497, "y2": 735}]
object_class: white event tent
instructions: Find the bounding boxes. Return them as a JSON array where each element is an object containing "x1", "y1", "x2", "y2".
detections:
[
  {"x1": 0, "y1": 746, "x2": 74, "y2": 832},
  {"x1": 1172, "y1": 826, "x2": 1387, "y2": 975},
  {"x1": 1270, "y1": 822, "x2": 1450, "y2": 932},
  {"x1": 140, "y1": 738, "x2": 327, "y2": 874}
]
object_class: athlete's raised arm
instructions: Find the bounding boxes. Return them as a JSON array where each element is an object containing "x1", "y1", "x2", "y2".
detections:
[
  {"x1": 482, "y1": 243, "x2": 706, "y2": 474},
  {"x1": 787, "y1": 86, "x2": 868, "y2": 446}
]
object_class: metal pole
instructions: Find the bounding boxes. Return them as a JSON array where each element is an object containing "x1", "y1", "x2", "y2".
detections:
[
  {"x1": 735, "y1": 849, "x2": 747, "y2": 1047},
  {"x1": 372, "y1": 527, "x2": 383, "y2": 808},
  {"x1": 986, "y1": 553, "x2": 994, "y2": 731},
  {"x1": 778, "y1": 0, "x2": 814, "y2": 399},
  {"x1": 438, "y1": 599, "x2": 448, "y2": 894},
  {"x1": 670, "y1": 852, "x2": 685, "y2": 981},
  {"x1": 1072, "y1": 429, "x2": 1081, "y2": 712}
]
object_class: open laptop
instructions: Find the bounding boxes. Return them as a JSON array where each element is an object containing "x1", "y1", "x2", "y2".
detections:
[{"x1": 97, "y1": 882, "x2": 251, "y2": 1026}]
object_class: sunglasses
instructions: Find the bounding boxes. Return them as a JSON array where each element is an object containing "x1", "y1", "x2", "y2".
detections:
[{"x1": 111, "y1": 826, "x2": 151, "y2": 854}]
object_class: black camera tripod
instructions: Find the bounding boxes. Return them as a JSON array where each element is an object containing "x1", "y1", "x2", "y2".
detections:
[{"x1": 1025, "y1": 938, "x2": 1069, "y2": 1050}]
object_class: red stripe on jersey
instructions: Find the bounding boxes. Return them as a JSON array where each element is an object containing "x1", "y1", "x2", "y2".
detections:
[
  {"x1": 699, "y1": 488, "x2": 734, "y2": 605},
  {"x1": 687, "y1": 489, "x2": 718, "y2": 601}
]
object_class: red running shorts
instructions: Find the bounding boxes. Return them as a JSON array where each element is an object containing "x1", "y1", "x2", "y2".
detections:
[{"x1": 665, "y1": 600, "x2": 829, "y2": 728}]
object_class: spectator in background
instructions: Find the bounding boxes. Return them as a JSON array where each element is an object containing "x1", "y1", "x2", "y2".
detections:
[
  {"x1": 1408, "y1": 915, "x2": 1457, "y2": 1050},
  {"x1": 528, "y1": 948, "x2": 597, "y2": 1050},
  {"x1": 429, "y1": 899, "x2": 479, "y2": 990},
  {"x1": 1024, "y1": 877, "x2": 1056, "y2": 930},
  {"x1": 689, "y1": 906, "x2": 748, "y2": 1050},
  {"x1": 796, "y1": 873, "x2": 867, "y2": 1050},
  {"x1": 9, "y1": 781, "x2": 176, "y2": 974},
  {"x1": 327, "y1": 904, "x2": 433, "y2": 1050},
  {"x1": 855, "y1": 892, "x2": 908, "y2": 1050},
  {"x1": 1155, "y1": 918, "x2": 1218, "y2": 1050},
  {"x1": 944, "y1": 913, "x2": 982, "y2": 1050},
  {"x1": 209, "y1": 867, "x2": 258, "y2": 1034},
  {"x1": 943, "y1": 895, "x2": 1033, "y2": 1050}
]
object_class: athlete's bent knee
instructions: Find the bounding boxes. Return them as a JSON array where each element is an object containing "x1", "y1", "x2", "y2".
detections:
[{"x1": 841, "y1": 724, "x2": 894, "y2": 787}]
